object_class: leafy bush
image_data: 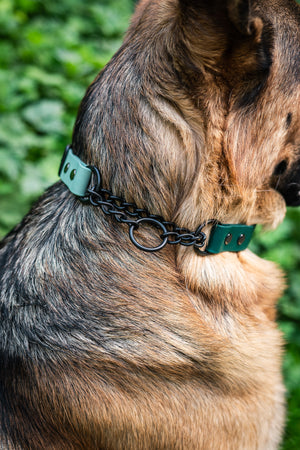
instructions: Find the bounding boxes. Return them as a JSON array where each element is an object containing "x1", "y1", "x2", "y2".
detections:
[
  {"x1": 251, "y1": 213, "x2": 300, "y2": 449},
  {"x1": 0, "y1": 0, "x2": 134, "y2": 235},
  {"x1": 0, "y1": 1, "x2": 299, "y2": 447}
]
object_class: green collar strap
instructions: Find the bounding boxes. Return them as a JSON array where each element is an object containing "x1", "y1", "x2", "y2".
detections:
[
  {"x1": 59, "y1": 146, "x2": 255, "y2": 255},
  {"x1": 205, "y1": 223, "x2": 255, "y2": 254},
  {"x1": 59, "y1": 146, "x2": 92, "y2": 197}
]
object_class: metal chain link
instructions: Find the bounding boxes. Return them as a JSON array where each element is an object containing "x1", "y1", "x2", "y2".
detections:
[{"x1": 82, "y1": 167, "x2": 212, "y2": 253}]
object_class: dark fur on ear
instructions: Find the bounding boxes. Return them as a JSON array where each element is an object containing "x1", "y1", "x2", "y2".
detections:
[
  {"x1": 178, "y1": 0, "x2": 273, "y2": 95},
  {"x1": 225, "y1": 0, "x2": 274, "y2": 107},
  {"x1": 227, "y1": 0, "x2": 252, "y2": 34},
  {"x1": 227, "y1": 0, "x2": 274, "y2": 69}
]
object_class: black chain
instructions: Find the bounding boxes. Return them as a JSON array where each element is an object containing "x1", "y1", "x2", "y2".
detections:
[{"x1": 82, "y1": 166, "x2": 213, "y2": 253}]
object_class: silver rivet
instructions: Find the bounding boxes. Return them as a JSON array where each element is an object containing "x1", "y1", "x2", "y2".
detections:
[
  {"x1": 224, "y1": 233, "x2": 232, "y2": 245},
  {"x1": 237, "y1": 234, "x2": 246, "y2": 246}
]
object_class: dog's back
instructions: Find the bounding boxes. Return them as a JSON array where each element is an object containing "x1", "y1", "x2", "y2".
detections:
[{"x1": 2, "y1": 0, "x2": 300, "y2": 448}]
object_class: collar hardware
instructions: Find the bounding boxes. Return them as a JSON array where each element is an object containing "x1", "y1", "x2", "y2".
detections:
[
  {"x1": 204, "y1": 223, "x2": 255, "y2": 254},
  {"x1": 59, "y1": 146, "x2": 255, "y2": 255}
]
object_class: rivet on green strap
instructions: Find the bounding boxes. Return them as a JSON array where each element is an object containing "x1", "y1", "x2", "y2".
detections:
[
  {"x1": 205, "y1": 223, "x2": 256, "y2": 254},
  {"x1": 59, "y1": 148, "x2": 92, "y2": 196}
]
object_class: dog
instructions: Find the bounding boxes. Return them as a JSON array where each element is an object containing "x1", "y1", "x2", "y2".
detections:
[{"x1": 1, "y1": 0, "x2": 300, "y2": 448}]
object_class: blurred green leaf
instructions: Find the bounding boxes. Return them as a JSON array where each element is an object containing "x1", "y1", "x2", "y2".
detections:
[{"x1": 22, "y1": 100, "x2": 65, "y2": 134}]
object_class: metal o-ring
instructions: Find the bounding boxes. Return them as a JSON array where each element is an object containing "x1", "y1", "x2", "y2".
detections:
[
  {"x1": 129, "y1": 218, "x2": 168, "y2": 252},
  {"x1": 87, "y1": 165, "x2": 101, "y2": 192}
]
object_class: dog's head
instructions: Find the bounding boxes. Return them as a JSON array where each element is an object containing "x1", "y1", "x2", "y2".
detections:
[{"x1": 73, "y1": 0, "x2": 300, "y2": 231}]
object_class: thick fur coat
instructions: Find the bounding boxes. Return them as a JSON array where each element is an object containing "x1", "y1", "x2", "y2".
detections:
[{"x1": 1, "y1": 0, "x2": 300, "y2": 448}]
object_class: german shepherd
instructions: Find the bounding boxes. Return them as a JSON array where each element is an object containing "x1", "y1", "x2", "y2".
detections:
[{"x1": 1, "y1": 0, "x2": 300, "y2": 448}]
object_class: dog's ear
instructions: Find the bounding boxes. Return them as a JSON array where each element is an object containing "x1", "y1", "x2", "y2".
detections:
[
  {"x1": 178, "y1": 0, "x2": 272, "y2": 81},
  {"x1": 226, "y1": 0, "x2": 267, "y2": 54},
  {"x1": 227, "y1": 0, "x2": 253, "y2": 35},
  {"x1": 225, "y1": 0, "x2": 273, "y2": 104}
]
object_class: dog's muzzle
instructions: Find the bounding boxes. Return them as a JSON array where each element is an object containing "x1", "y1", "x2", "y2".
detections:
[{"x1": 275, "y1": 160, "x2": 300, "y2": 206}]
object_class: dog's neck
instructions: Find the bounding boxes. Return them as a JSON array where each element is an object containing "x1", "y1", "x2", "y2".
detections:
[
  {"x1": 70, "y1": 0, "x2": 288, "y2": 310},
  {"x1": 58, "y1": 147, "x2": 284, "y2": 321}
]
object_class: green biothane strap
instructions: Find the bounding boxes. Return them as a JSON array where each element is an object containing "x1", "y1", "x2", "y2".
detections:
[
  {"x1": 205, "y1": 223, "x2": 255, "y2": 253},
  {"x1": 59, "y1": 148, "x2": 256, "y2": 254},
  {"x1": 59, "y1": 148, "x2": 92, "y2": 197}
]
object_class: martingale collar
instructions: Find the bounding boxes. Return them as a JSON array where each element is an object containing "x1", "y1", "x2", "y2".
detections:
[{"x1": 59, "y1": 146, "x2": 256, "y2": 255}]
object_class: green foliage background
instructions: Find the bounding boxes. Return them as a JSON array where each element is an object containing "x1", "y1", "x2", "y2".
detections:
[{"x1": 0, "y1": 0, "x2": 299, "y2": 447}]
